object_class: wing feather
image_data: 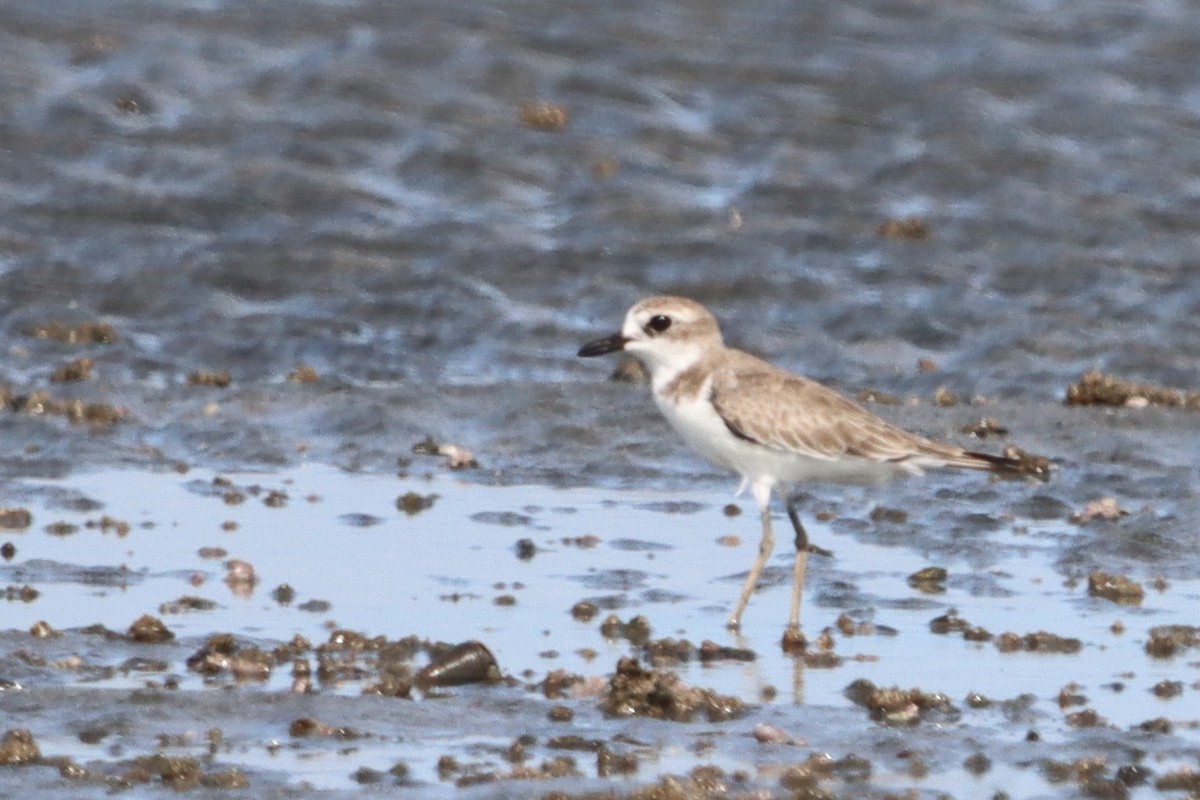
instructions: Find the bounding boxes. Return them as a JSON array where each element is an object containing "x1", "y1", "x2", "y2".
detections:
[{"x1": 710, "y1": 355, "x2": 942, "y2": 465}]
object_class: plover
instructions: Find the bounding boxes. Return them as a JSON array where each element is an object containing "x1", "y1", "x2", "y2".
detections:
[{"x1": 578, "y1": 296, "x2": 1026, "y2": 635}]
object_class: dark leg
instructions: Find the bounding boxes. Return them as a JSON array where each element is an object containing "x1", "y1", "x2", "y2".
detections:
[{"x1": 784, "y1": 497, "x2": 809, "y2": 632}]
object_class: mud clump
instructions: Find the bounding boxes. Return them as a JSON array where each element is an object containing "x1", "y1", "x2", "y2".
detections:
[
  {"x1": 519, "y1": 101, "x2": 568, "y2": 131},
  {"x1": 1070, "y1": 497, "x2": 1128, "y2": 524},
  {"x1": 1145, "y1": 625, "x2": 1200, "y2": 658},
  {"x1": 541, "y1": 669, "x2": 585, "y2": 700},
  {"x1": 994, "y1": 631, "x2": 1082, "y2": 654},
  {"x1": 411, "y1": 436, "x2": 478, "y2": 469},
  {"x1": 158, "y1": 596, "x2": 216, "y2": 615},
  {"x1": 907, "y1": 566, "x2": 947, "y2": 593},
  {"x1": 287, "y1": 363, "x2": 319, "y2": 383},
  {"x1": 570, "y1": 600, "x2": 599, "y2": 622},
  {"x1": 1156, "y1": 768, "x2": 1200, "y2": 791},
  {"x1": 26, "y1": 320, "x2": 117, "y2": 344},
  {"x1": 1066, "y1": 369, "x2": 1200, "y2": 409},
  {"x1": 844, "y1": 679, "x2": 958, "y2": 725},
  {"x1": 0, "y1": 508, "x2": 32, "y2": 530},
  {"x1": 126, "y1": 614, "x2": 174, "y2": 644},
  {"x1": 1064, "y1": 708, "x2": 1107, "y2": 728},
  {"x1": 187, "y1": 370, "x2": 231, "y2": 387},
  {"x1": 396, "y1": 491, "x2": 437, "y2": 515},
  {"x1": 960, "y1": 417, "x2": 1009, "y2": 438},
  {"x1": 878, "y1": 217, "x2": 932, "y2": 240},
  {"x1": 600, "y1": 657, "x2": 743, "y2": 722},
  {"x1": 599, "y1": 615, "x2": 651, "y2": 646},
  {"x1": 1087, "y1": 571, "x2": 1144, "y2": 605},
  {"x1": 51, "y1": 357, "x2": 94, "y2": 382},
  {"x1": 638, "y1": 637, "x2": 754, "y2": 666},
  {"x1": 4, "y1": 390, "x2": 126, "y2": 429},
  {"x1": 0, "y1": 729, "x2": 40, "y2": 765},
  {"x1": 186, "y1": 633, "x2": 274, "y2": 682},
  {"x1": 289, "y1": 717, "x2": 361, "y2": 738},
  {"x1": 119, "y1": 754, "x2": 247, "y2": 790}
]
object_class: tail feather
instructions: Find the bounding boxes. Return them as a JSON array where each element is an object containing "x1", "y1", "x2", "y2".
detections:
[{"x1": 954, "y1": 447, "x2": 1050, "y2": 479}]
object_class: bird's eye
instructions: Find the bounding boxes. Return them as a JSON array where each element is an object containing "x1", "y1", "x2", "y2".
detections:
[{"x1": 645, "y1": 315, "x2": 672, "y2": 334}]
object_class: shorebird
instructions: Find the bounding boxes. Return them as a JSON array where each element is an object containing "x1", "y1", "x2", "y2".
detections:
[{"x1": 578, "y1": 296, "x2": 1027, "y2": 637}]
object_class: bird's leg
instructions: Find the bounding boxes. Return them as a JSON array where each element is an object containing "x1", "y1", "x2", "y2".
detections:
[
  {"x1": 727, "y1": 494, "x2": 775, "y2": 629},
  {"x1": 785, "y1": 497, "x2": 809, "y2": 633}
]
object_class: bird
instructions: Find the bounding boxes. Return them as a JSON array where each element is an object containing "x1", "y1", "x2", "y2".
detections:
[{"x1": 577, "y1": 295, "x2": 1030, "y2": 639}]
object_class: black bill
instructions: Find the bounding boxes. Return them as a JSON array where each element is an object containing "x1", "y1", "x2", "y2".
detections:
[{"x1": 577, "y1": 332, "x2": 629, "y2": 357}]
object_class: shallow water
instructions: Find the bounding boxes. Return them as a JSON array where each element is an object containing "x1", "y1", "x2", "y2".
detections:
[
  {"x1": 2, "y1": 0, "x2": 1200, "y2": 795},
  {"x1": 0, "y1": 465, "x2": 1198, "y2": 796}
]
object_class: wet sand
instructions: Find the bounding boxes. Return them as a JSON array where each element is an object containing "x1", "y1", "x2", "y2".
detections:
[
  {"x1": 3, "y1": 0, "x2": 1200, "y2": 795},
  {"x1": 0, "y1": 434, "x2": 1198, "y2": 797}
]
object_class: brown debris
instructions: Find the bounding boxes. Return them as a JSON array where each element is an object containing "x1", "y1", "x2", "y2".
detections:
[
  {"x1": 1157, "y1": 768, "x2": 1200, "y2": 792},
  {"x1": 0, "y1": 730, "x2": 40, "y2": 765},
  {"x1": 288, "y1": 717, "x2": 359, "y2": 738},
  {"x1": 933, "y1": 386, "x2": 957, "y2": 406},
  {"x1": 960, "y1": 417, "x2": 1009, "y2": 438},
  {"x1": 117, "y1": 755, "x2": 247, "y2": 790},
  {"x1": 1145, "y1": 625, "x2": 1200, "y2": 658},
  {"x1": 51, "y1": 357, "x2": 94, "y2": 382},
  {"x1": 158, "y1": 595, "x2": 217, "y2": 615},
  {"x1": 907, "y1": 566, "x2": 946, "y2": 593},
  {"x1": 126, "y1": 614, "x2": 174, "y2": 644},
  {"x1": 1087, "y1": 571, "x2": 1144, "y2": 605},
  {"x1": 600, "y1": 657, "x2": 743, "y2": 722},
  {"x1": 1066, "y1": 369, "x2": 1200, "y2": 409},
  {"x1": 595, "y1": 746, "x2": 637, "y2": 777},
  {"x1": 599, "y1": 614, "x2": 651, "y2": 646},
  {"x1": 570, "y1": 600, "x2": 599, "y2": 622},
  {"x1": 519, "y1": 101, "x2": 568, "y2": 131},
  {"x1": 843, "y1": 678, "x2": 957, "y2": 725},
  {"x1": 85, "y1": 515, "x2": 131, "y2": 536},
  {"x1": 26, "y1": 320, "x2": 117, "y2": 344},
  {"x1": 878, "y1": 217, "x2": 932, "y2": 240},
  {"x1": 187, "y1": 633, "x2": 274, "y2": 682},
  {"x1": 0, "y1": 508, "x2": 32, "y2": 530},
  {"x1": 5, "y1": 390, "x2": 126, "y2": 429},
  {"x1": 753, "y1": 723, "x2": 804, "y2": 746},
  {"x1": 640, "y1": 637, "x2": 694, "y2": 666},
  {"x1": 541, "y1": 669, "x2": 585, "y2": 700},
  {"x1": 1065, "y1": 708, "x2": 1107, "y2": 728},
  {"x1": 833, "y1": 613, "x2": 876, "y2": 637},
  {"x1": 287, "y1": 363, "x2": 320, "y2": 383},
  {"x1": 1070, "y1": 497, "x2": 1128, "y2": 524},
  {"x1": 870, "y1": 506, "x2": 908, "y2": 524},
  {"x1": 411, "y1": 436, "x2": 478, "y2": 469},
  {"x1": 994, "y1": 630, "x2": 1082, "y2": 654},
  {"x1": 697, "y1": 640, "x2": 756, "y2": 663},
  {"x1": 856, "y1": 388, "x2": 903, "y2": 405},
  {"x1": 591, "y1": 158, "x2": 619, "y2": 180},
  {"x1": 1152, "y1": 679, "x2": 1183, "y2": 699},
  {"x1": 224, "y1": 559, "x2": 257, "y2": 597},
  {"x1": 187, "y1": 370, "x2": 231, "y2": 388},
  {"x1": 396, "y1": 491, "x2": 437, "y2": 515}
]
